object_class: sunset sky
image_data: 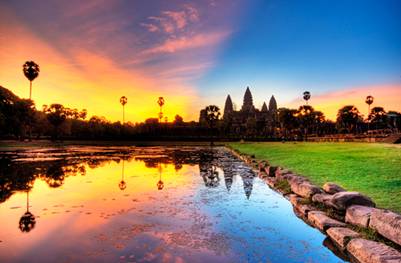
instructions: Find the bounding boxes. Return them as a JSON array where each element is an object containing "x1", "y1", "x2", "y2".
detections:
[{"x1": 0, "y1": 0, "x2": 400, "y2": 121}]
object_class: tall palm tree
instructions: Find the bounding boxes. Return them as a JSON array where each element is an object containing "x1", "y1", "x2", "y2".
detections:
[
  {"x1": 22, "y1": 61, "x2": 40, "y2": 100},
  {"x1": 365, "y1": 95, "x2": 374, "y2": 131},
  {"x1": 303, "y1": 91, "x2": 311, "y2": 105},
  {"x1": 157, "y1": 97, "x2": 165, "y2": 123},
  {"x1": 120, "y1": 96, "x2": 127, "y2": 124}
]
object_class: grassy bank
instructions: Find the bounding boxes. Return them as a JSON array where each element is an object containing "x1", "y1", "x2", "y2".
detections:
[{"x1": 229, "y1": 142, "x2": 401, "y2": 213}]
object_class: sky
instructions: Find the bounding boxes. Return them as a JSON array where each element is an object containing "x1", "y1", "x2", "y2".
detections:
[{"x1": 0, "y1": 0, "x2": 400, "y2": 121}]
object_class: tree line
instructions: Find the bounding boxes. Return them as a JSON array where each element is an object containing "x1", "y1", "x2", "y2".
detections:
[{"x1": 1, "y1": 85, "x2": 400, "y2": 141}]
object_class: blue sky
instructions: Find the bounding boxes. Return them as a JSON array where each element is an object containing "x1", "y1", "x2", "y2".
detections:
[{"x1": 198, "y1": 0, "x2": 401, "y2": 110}]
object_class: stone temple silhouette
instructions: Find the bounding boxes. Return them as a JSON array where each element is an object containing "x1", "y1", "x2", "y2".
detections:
[{"x1": 201, "y1": 87, "x2": 278, "y2": 136}]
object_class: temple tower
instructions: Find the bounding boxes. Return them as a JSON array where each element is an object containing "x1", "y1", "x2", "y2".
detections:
[
  {"x1": 261, "y1": 102, "x2": 268, "y2": 112},
  {"x1": 241, "y1": 87, "x2": 255, "y2": 112},
  {"x1": 223, "y1": 95, "x2": 234, "y2": 120},
  {"x1": 269, "y1": 95, "x2": 277, "y2": 112}
]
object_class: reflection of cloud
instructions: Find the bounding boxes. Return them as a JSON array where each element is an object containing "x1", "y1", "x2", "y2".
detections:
[{"x1": 287, "y1": 85, "x2": 401, "y2": 120}]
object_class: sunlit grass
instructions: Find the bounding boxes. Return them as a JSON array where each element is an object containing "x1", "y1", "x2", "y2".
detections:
[{"x1": 229, "y1": 142, "x2": 401, "y2": 213}]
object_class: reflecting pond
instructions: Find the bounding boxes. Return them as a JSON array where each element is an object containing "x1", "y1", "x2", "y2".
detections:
[{"x1": 0, "y1": 146, "x2": 345, "y2": 262}]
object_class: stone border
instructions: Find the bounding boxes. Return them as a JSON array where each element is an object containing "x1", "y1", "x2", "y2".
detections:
[{"x1": 226, "y1": 146, "x2": 401, "y2": 263}]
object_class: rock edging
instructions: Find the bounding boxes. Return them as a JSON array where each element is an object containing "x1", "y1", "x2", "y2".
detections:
[{"x1": 226, "y1": 146, "x2": 401, "y2": 262}]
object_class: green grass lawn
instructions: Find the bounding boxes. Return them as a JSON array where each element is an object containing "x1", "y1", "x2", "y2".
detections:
[{"x1": 229, "y1": 142, "x2": 401, "y2": 213}]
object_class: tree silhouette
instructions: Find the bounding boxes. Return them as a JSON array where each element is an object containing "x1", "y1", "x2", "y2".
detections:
[
  {"x1": 365, "y1": 95, "x2": 374, "y2": 131},
  {"x1": 204, "y1": 105, "x2": 220, "y2": 145},
  {"x1": 120, "y1": 96, "x2": 127, "y2": 124},
  {"x1": 278, "y1": 108, "x2": 299, "y2": 138},
  {"x1": 22, "y1": 61, "x2": 40, "y2": 100},
  {"x1": 205, "y1": 105, "x2": 220, "y2": 128},
  {"x1": 43, "y1": 104, "x2": 68, "y2": 139},
  {"x1": 173, "y1": 114, "x2": 184, "y2": 125},
  {"x1": 303, "y1": 91, "x2": 311, "y2": 105},
  {"x1": 157, "y1": 97, "x2": 165, "y2": 123},
  {"x1": 369, "y1": 107, "x2": 387, "y2": 129},
  {"x1": 337, "y1": 105, "x2": 362, "y2": 133}
]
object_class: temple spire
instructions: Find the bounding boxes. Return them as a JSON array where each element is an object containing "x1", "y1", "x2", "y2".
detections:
[
  {"x1": 241, "y1": 86, "x2": 254, "y2": 112},
  {"x1": 223, "y1": 95, "x2": 234, "y2": 120},
  {"x1": 261, "y1": 102, "x2": 268, "y2": 112},
  {"x1": 268, "y1": 95, "x2": 277, "y2": 112}
]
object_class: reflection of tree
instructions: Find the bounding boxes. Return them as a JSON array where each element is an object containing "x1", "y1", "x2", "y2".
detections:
[
  {"x1": 199, "y1": 150, "x2": 220, "y2": 188},
  {"x1": 0, "y1": 159, "x2": 88, "y2": 204},
  {"x1": 203, "y1": 165, "x2": 220, "y2": 188},
  {"x1": 19, "y1": 190, "x2": 36, "y2": 233},
  {"x1": 118, "y1": 159, "x2": 127, "y2": 191},
  {"x1": 156, "y1": 163, "x2": 164, "y2": 190},
  {"x1": 43, "y1": 163, "x2": 65, "y2": 188}
]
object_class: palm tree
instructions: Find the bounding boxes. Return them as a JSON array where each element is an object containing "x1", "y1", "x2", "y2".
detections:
[
  {"x1": 120, "y1": 96, "x2": 127, "y2": 124},
  {"x1": 157, "y1": 97, "x2": 165, "y2": 123},
  {"x1": 22, "y1": 61, "x2": 40, "y2": 100},
  {"x1": 365, "y1": 95, "x2": 374, "y2": 131},
  {"x1": 303, "y1": 91, "x2": 311, "y2": 105}
]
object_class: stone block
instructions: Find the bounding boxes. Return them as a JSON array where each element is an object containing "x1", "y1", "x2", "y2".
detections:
[
  {"x1": 345, "y1": 205, "x2": 373, "y2": 228},
  {"x1": 331, "y1": 191, "x2": 375, "y2": 211},
  {"x1": 312, "y1": 193, "x2": 334, "y2": 207},
  {"x1": 291, "y1": 181, "x2": 322, "y2": 199},
  {"x1": 323, "y1": 182, "x2": 346, "y2": 194},
  {"x1": 307, "y1": 211, "x2": 346, "y2": 231},
  {"x1": 370, "y1": 209, "x2": 401, "y2": 247},
  {"x1": 347, "y1": 238, "x2": 401, "y2": 263},
  {"x1": 326, "y1": 227, "x2": 360, "y2": 249}
]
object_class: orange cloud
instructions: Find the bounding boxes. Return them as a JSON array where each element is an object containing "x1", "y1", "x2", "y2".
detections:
[
  {"x1": 288, "y1": 85, "x2": 401, "y2": 120},
  {"x1": 0, "y1": 8, "x2": 200, "y2": 123}
]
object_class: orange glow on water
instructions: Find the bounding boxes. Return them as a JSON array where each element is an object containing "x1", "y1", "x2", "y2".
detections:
[{"x1": 0, "y1": 159, "x2": 198, "y2": 258}]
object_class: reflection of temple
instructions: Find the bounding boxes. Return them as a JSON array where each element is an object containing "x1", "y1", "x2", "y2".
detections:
[
  {"x1": 222, "y1": 166, "x2": 234, "y2": 192},
  {"x1": 240, "y1": 174, "x2": 254, "y2": 200},
  {"x1": 198, "y1": 149, "x2": 255, "y2": 199}
]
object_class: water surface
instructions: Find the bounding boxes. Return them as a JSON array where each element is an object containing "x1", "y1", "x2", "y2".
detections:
[{"x1": 0, "y1": 146, "x2": 345, "y2": 262}]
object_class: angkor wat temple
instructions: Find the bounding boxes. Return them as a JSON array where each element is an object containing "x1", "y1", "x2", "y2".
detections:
[{"x1": 201, "y1": 87, "x2": 279, "y2": 136}]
